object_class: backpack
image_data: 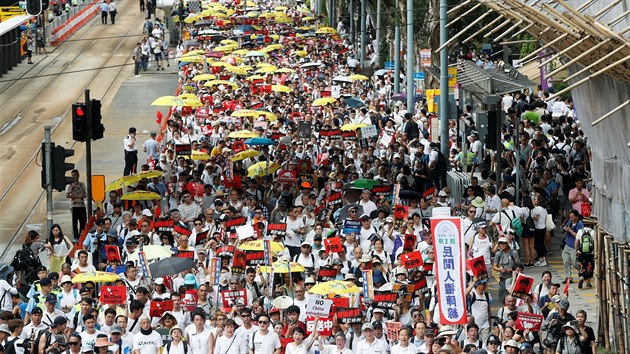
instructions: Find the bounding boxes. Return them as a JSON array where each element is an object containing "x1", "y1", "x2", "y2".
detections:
[
  {"x1": 165, "y1": 341, "x2": 188, "y2": 354},
  {"x1": 4, "y1": 337, "x2": 19, "y2": 354},
  {"x1": 11, "y1": 246, "x2": 41, "y2": 281},
  {"x1": 467, "y1": 291, "x2": 491, "y2": 318},
  {"x1": 524, "y1": 210, "x2": 536, "y2": 236},
  {"x1": 502, "y1": 210, "x2": 523, "y2": 237},
  {"x1": 434, "y1": 149, "x2": 447, "y2": 171},
  {"x1": 579, "y1": 228, "x2": 594, "y2": 254},
  {"x1": 33, "y1": 330, "x2": 53, "y2": 354}
]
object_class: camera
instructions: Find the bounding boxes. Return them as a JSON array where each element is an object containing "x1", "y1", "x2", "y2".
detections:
[{"x1": 436, "y1": 337, "x2": 448, "y2": 345}]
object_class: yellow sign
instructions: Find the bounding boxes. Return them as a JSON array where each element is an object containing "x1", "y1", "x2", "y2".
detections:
[
  {"x1": 448, "y1": 67, "x2": 457, "y2": 89},
  {"x1": 91, "y1": 175, "x2": 106, "y2": 203},
  {"x1": 426, "y1": 89, "x2": 441, "y2": 113}
]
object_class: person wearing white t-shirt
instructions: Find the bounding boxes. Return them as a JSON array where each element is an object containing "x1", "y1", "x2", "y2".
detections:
[
  {"x1": 285, "y1": 207, "x2": 306, "y2": 258},
  {"x1": 390, "y1": 328, "x2": 419, "y2": 354},
  {"x1": 216, "y1": 319, "x2": 248, "y2": 354},
  {"x1": 249, "y1": 314, "x2": 281, "y2": 354},
  {"x1": 357, "y1": 190, "x2": 377, "y2": 217},
  {"x1": 80, "y1": 315, "x2": 106, "y2": 352},
  {"x1": 355, "y1": 323, "x2": 389, "y2": 354},
  {"x1": 132, "y1": 316, "x2": 163, "y2": 354},
  {"x1": 185, "y1": 311, "x2": 212, "y2": 354}
]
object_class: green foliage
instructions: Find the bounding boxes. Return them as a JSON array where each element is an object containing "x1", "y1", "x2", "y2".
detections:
[
  {"x1": 596, "y1": 347, "x2": 615, "y2": 354},
  {"x1": 519, "y1": 33, "x2": 537, "y2": 58},
  {"x1": 379, "y1": 35, "x2": 390, "y2": 68}
]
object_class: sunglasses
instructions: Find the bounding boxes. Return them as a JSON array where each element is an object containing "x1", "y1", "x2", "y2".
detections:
[
  {"x1": 68, "y1": 343, "x2": 80, "y2": 346},
  {"x1": 194, "y1": 223, "x2": 202, "y2": 226},
  {"x1": 258, "y1": 321, "x2": 269, "y2": 324}
]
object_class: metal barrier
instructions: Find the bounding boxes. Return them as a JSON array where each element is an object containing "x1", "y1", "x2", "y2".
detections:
[{"x1": 43, "y1": 2, "x2": 92, "y2": 45}]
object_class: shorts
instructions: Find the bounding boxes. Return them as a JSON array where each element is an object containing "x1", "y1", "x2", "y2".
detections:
[{"x1": 154, "y1": 52, "x2": 162, "y2": 60}]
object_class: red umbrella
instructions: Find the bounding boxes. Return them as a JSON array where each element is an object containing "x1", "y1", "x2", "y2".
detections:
[{"x1": 205, "y1": 51, "x2": 224, "y2": 58}]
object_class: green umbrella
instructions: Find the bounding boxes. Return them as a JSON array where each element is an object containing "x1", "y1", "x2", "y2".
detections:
[{"x1": 351, "y1": 179, "x2": 381, "y2": 189}]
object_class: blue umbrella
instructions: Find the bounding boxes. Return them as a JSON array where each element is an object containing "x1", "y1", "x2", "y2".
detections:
[
  {"x1": 235, "y1": 25, "x2": 255, "y2": 35},
  {"x1": 245, "y1": 137, "x2": 276, "y2": 146},
  {"x1": 374, "y1": 69, "x2": 392, "y2": 76},
  {"x1": 344, "y1": 97, "x2": 365, "y2": 108}
]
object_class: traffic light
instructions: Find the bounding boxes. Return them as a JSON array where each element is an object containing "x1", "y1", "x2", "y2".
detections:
[
  {"x1": 91, "y1": 99, "x2": 105, "y2": 140},
  {"x1": 25, "y1": 0, "x2": 42, "y2": 16},
  {"x1": 41, "y1": 0, "x2": 49, "y2": 10},
  {"x1": 40, "y1": 142, "x2": 55, "y2": 189},
  {"x1": 72, "y1": 103, "x2": 88, "y2": 142},
  {"x1": 51, "y1": 146, "x2": 75, "y2": 192}
]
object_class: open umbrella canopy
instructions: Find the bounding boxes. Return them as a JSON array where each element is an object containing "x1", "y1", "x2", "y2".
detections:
[
  {"x1": 350, "y1": 74, "x2": 369, "y2": 81},
  {"x1": 312, "y1": 97, "x2": 337, "y2": 106},
  {"x1": 128, "y1": 245, "x2": 173, "y2": 262},
  {"x1": 190, "y1": 150, "x2": 211, "y2": 160},
  {"x1": 308, "y1": 280, "x2": 361, "y2": 295},
  {"x1": 150, "y1": 257, "x2": 195, "y2": 278},
  {"x1": 351, "y1": 179, "x2": 382, "y2": 189},
  {"x1": 177, "y1": 94, "x2": 203, "y2": 107},
  {"x1": 247, "y1": 161, "x2": 280, "y2": 177},
  {"x1": 315, "y1": 27, "x2": 337, "y2": 35},
  {"x1": 121, "y1": 191, "x2": 162, "y2": 201},
  {"x1": 231, "y1": 109, "x2": 259, "y2": 117},
  {"x1": 105, "y1": 175, "x2": 139, "y2": 192},
  {"x1": 225, "y1": 66, "x2": 250, "y2": 75},
  {"x1": 231, "y1": 149, "x2": 261, "y2": 161},
  {"x1": 244, "y1": 51, "x2": 268, "y2": 58},
  {"x1": 192, "y1": 74, "x2": 217, "y2": 81},
  {"x1": 244, "y1": 137, "x2": 276, "y2": 146},
  {"x1": 246, "y1": 74, "x2": 266, "y2": 81},
  {"x1": 255, "y1": 65, "x2": 278, "y2": 74},
  {"x1": 260, "y1": 261, "x2": 305, "y2": 273},
  {"x1": 332, "y1": 75, "x2": 352, "y2": 84},
  {"x1": 72, "y1": 271, "x2": 120, "y2": 284},
  {"x1": 257, "y1": 111, "x2": 278, "y2": 121},
  {"x1": 271, "y1": 84, "x2": 292, "y2": 93},
  {"x1": 275, "y1": 67, "x2": 295, "y2": 73},
  {"x1": 344, "y1": 96, "x2": 365, "y2": 108},
  {"x1": 340, "y1": 122, "x2": 369, "y2": 131},
  {"x1": 301, "y1": 62, "x2": 322, "y2": 69},
  {"x1": 176, "y1": 54, "x2": 205, "y2": 63},
  {"x1": 238, "y1": 240, "x2": 285, "y2": 252},
  {"x1": 204, "y1": 80, "x2": 239, "y2": 89},
  {"x1": 229, "y1": 130, "x2": 258, "y2": 138},
  {"x1": 134, "y1": 170, "x2": 163, "y2": 180},
  {"x1": 151, "y1": 96, "x2": 187, "y2": 106}
]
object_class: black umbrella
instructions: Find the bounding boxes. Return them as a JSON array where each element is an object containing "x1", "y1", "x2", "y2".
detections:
[
  {"x1": 335, "y1": 203, "x2": 364, "y2": 222},
  {"x1": 183, "y1": 40, "x2": 199, "y2": 47},
  {"x1": 399, "y1": 189, "x2": 423, "y2": 200},
  {"x1": 149, "y1": 257, "x2": 195, "y2": 278}
]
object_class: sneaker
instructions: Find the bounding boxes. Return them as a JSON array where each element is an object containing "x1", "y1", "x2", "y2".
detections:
[
  {"x1": 161, "y1": 67, "x2": 165, "y2": 71},
  {"x1": 135, "y1": 75, "x2": 140, "y2": 78},
  {"x1": 586, "y1": 283, "x2": 593, "y2": 288},
  {"x1": 578, "y1": 279, "x2": 584, "y2": 289},
  {"x1": 534, "y1": 261, "x2": 544, "y2": 267}
]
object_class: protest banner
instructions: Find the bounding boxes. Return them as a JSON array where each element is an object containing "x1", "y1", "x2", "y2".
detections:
[
  {"x1": 386, "y1": 322, "x2": 402, "y2": 342},
  {"x1": 194, "y1": 231, "x2": 208, "y2": 246},
  {"x1": 100, "y1": 286, "x2": 127, "y2": 305},
  {"x1": 362, "y1": 269, "x2": 374, "y2": 298},
  {"x1": 393, "y1": 283, "x2": 414, "y2": 303},
  {"x1": 515, "y1": 312, "x2": 544, "y2": 331},
  {"x1": 330, "y1": 297, "x2": 350, "y2": 312},
  {"x1": 305, "y1": 316, "x2": 334, "y2": 336},
  {"x1": 208, "y1": 258, "x2": 221, "y2": 285},
  {"x1": 317, "y1": 267, "x2": 338, "y2": 282},
  {"x1": 343, "y1": 220, "x2": 361, "y2": 235},
  {"x1": 468, "y1": 255, "x2": 489, "y2": 280},
  {"x1": 173, "y1": 224, "x2": 192, "y2": 236},
  {"x1": 511, "y1": 273, "x2": 535, "y2": 299},
  {"x1": 394, "y1": 205, "x2": 409, "y2": 220},
  {"x1": 177, "y1": 251, "x2": 195, "y2": 259},
  {"x1": 371, "y1": 185, "x2": 393, "y2": 196},
  {"x1": 226, "y1": 217, "x2": 247, "y2": 231},
  {"x1": 432, "y1": 217, "x2": 467, "y2": 325},
  {"x1": 105, "y1": 245, "x2": 121, "y2": 265},
  {"x1": 336, "y1": 307, "x2": 362, "y2": 324},
  {"x1": 305, "y1": 297, "x2": 333, "y2": 318},
  {"x1": 182, "y1": 290, "x2": 198, "y2": 311},
  {"x1": 324, "y1": 236, "x2": 343, "y2": 253},
  {"x1": 217, "y1": 246, "x2": 236, "y2": 257},
  {"x1": 263, "y1": 240, "x2": 273, "y2": 266},
  {"x1": 175, "y1": 144, "x2": 192, "y2": 156},
  {"x1": 403, "y1": 234, "x2": 416, "y2": 252},
  {"x1": 154, "y1": 218, "x2": 174, "y2": 233},
  {"x1": 245, "y1": 251, "x2": 265, "y2": 266},
  {"x1": 236, "y1": 224, "x2": 255, "y2": 240},
  {"x1": 221, "y1": 289, "x2": 248, "y2": 311},
  {"x1": 149, "y1": 300, "x2": 174, "y2": 318},
  {"x1": 267, "y1": 223, "x2": 287, "y2": 238},
  {"x1": 373, "y1": 291, "x2": 397, "y2": 309},
  {"x1": 401, "y1": 250, "x2": 424, "y2": 269}
]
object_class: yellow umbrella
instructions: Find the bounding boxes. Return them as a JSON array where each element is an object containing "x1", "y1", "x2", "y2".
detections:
[
  {"x1": 177, "y1": 95, "x2": 203, "y2": 107},
  {"x1": 245, "y1": 1, "x2": 255, "y2": 6},
  {"x1": 260, "y1": 261, "x2": 305, "y2": 273},
  {"x1": 255, "y1": 65, "x2": 278, "y2": 74},
  {"x1": 247, "y1": 161, "x2": 280, "y2": 177},
  {"x1": 312, "y1": 97, "x2": 337, "y2": 106},
  {"x1": 258, "y1": 111, "x2": 278, "y2": 121},
  {"x1": 210, "y1": 12, "x2": 229, "y2": 19},
  {"x1": 231, "y1": 109, "x2": 259, "y2": 117},
  {"x1": 134, "y1": 170, "x2": 164, "y2": 180},
  {"x1": 204, "y1": 80, "x2": 239, "y2": 89},
  {"x1": 232, "y1": 49, "x2": 250, "y2": 55},
  {"x1": 192, "y1": 74, "x2": 217, "y2": 81},
  {"x1": 294, "y1": 50, "x2": 308, "y2": 57},
  {"x1": 308, "y1": 280, "x2": 362, "y2": 295},
  {"x1": 238, "y1": 240, "x2": 285, "y2": 252},
  {"x1": 190, "y1": 150, "x2": 210, "y2": 160},
  {"x1": 274, "y1": 5, "x2": 288, "y2": 11},
  {"x1": 176, "y1": 55, "x2": 205, "y2": 62},
  {"x1": 271, "y1": 84, "x2": 292, "y2": 93},
  {"x1": 225, "y1": 66, "x2": 250, "y2": 75},
  {"x1": 152, "y1": 96, "x2": 187, "y2": 106},
  {"x1": 127, "y1": 245, "x2": 173, "y2": 262},
  {"x1": 214, "y1": 44, "x2": 237, "y2": 52},
  {"x1": 350, "y1": 74, "x2": 369, "y2": 81},
  {"x1": 210, "y1": 61, "x2": 230, "y2": 67},
  {"x1": 315, "y1": 27, "x2": 338, "y2": 35},
  {"x1": 229, "y1": 130, "x2": 258, "y2": 138},
  {"x1": 275, "y1": 67, "x2": 295, "y2": 73},
  {"x1": 72, "y1": 271, "x2": 121, "y2": 284},
  {"x1": 220, "y1": 39, "x2": 238, "y2": 45},
  {"x1": 186, "y1": 49, "x2": 206, "y2": 55},
  {"x1": 105, "y1": 175, "x2": 139, "y2": 192},
  {"x1": 231, "y1": 149, "x2": 261, "y2": 161},
  {"x1": 246, "y1": 74, "x2": 266, "y2": 81},
  {"x1": 258, "y1": 12, "x2": 275, "y2": 18},
  {"x1": 121, "y1": 191, "x2": 162, "y2": 201},
  {"x1": 340, "y1": 122, "x2": 369, "y2": 131},
  {"x1": 302, "y1": 16, "x2": 315, "y2": 21}
]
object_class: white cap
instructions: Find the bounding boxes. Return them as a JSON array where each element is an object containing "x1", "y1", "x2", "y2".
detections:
[
  {"x1": 393, "y1": 153, "x2": 401, "y2": 159},
  {"x1": 142, "y1": 209, "x2": 153, "y2": 217},
  {"x1": 60, "y1": 275, "x2": 72, "y2": 284},
  {"x1": 155, "y1": 277, "x2": 164, "y2": 285}
]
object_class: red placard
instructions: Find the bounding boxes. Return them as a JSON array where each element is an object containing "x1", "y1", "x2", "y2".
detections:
[
  {"x1": 155, "y1": 218, "x2": 174, "y2": 232},
  {"x1": 394, "y1": 205, "x2": 409, "y2": 220},
  {"x1": 403, "y1": 234, "x2": 416, "y2": 252},
  {"x1": 267, "y1": 223, "x2": 287, "y2": 238},
  {"x1": 174, "y1": 224, "x2": 192, "y2": 236},
  {"x1": 105, "y1": 246, "x2": 122, "y2": 264},
  {"x1": 386, "y1": 322, "x2": 402, "y2": 342},
  {"x1": 217, "y1": 246, "x2": 236, "y2": 257},
  {"x1": 181, "y1": 290, "x2": 198, "y2": 311},
  {"x1": 401, "y1": 250, "x2": 424, "y2": 269},
  {"x1": 277, "y1": 170, "x2": 297, "y2": 183},
  {"x1": 149, "y1": 300, "x2": 174, "y2": 318},
  {"x1": 335, "y1": 307, "x2": 362, "y2": 324},
  {"x1": 305, "y1": 316, "x2": 334, "y2": 336},
  {"x1": 245, "y1": 251, "x2": 265, "y2": 266},
  {"x1": 511, "y1": 273, "x2": 535, "y2": 299},
  {"x1": 226, "y1": 217, "x2": 247, "y2": 229},
  {"x1": 100, "y1": 286, "x2": 127, "y2": 305},
  {"x1": 221, "y1": 289, "x2": 248, "y2": 311},
  {"x1": 177, "y1": 251, "x2": 195, "y2": 259},
  {"x1": 317, "y1": 267, "x2": 338, "y2": 282},
  {"x1": 371, "y1": 185, "x2": 393, "y2": 196},
  {"x1": 330, "y1": 297, "x2": 349, "y2": 313},
  {"x1": 515, "y1": 312, "x2": 544, "y2": 332},
  {"x1": 468, "y1": 255, "x2": 489, "y2": 280},
  {"x1": 326, "y1": 191, "x2": 342, "y2": 206},
  {"x1": 324, "y1": 237, "x2": 343, "y2": 253}
]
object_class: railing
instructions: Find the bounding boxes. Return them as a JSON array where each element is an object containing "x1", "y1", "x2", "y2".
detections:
[{"x1": 43, "y1": 1, "x2": 93, "y2": 45}]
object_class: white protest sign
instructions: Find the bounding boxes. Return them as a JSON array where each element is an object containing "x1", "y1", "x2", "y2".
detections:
[
  {"x1": 236, "y1": 224, "x2": 255, "y2": 240},
  {"x1": 305, "y1": 297, "x2": 333, "y2": 318},
  {"x1": 361, "y1": 125, "x2": 378, "y2": 138},
  {"x1": 432, "y1": 207, "x2": 451, "y2": 218}
]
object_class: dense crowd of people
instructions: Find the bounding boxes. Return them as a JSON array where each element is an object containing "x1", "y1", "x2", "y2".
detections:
[{"x1": 3, "y1": 1, "x2": 599, "y2": 354}]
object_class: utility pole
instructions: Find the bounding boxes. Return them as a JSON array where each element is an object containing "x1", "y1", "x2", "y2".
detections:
[
  {"x1": 44, "y1": 126, "x2": 53, "y2": 234},
  {"x1": 394, "y1": 0, "x2": 400, "y2": 93},
  {"x1": 406, "y1": 0, "x2": 414, "y2": 113},
  {"x1": 85, "y1": 90, "x2": 93, "y2": 217},
  {"x1": 348, "y1": 0, "x2": 353, "y2": 44},
  {"x1": 360, "y1": 0, "x2": 366, "y2": 67},
  {"x1": 439, "y1": 0, "x2": 449, "y2": 156},
  {"x1": 375, "y1": 0, "x2": 381, "y2": 64}
]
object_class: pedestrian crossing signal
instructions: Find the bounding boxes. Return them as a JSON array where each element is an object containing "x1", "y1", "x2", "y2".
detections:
[{"x1": 26, "y1": 0, "x2": 42, "y2": 16}]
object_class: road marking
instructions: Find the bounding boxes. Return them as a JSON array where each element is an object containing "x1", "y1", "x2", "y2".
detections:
[{"x1": 0, "y1": 116, "x2": 21, "y2": 136}]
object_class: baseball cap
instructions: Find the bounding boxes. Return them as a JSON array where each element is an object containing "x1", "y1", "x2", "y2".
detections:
[
  {"x1": 60, "y1": 275, "x2": 72, "y2": 284},
  {"x1": 371, "y1": 321, "x2": 383, "y2": 329},
  {"x1": 40, "y1": 278, "x2": 52, "y2": 286},
  {"x1": 361, "y1": 323, "x2": 373, "y2": 331},
  {"x1": 51, "y1": 316, "x2": 67, "y2": 328},
  {"x1": 45, "y1": 294, "x2": 57, "y2": 303},
  {"x1": 110, "y1": 324, "x2": 123, "y2": 334},
  {"x1": 498, "y1": 236, "x2": 509, "y2": 243}
]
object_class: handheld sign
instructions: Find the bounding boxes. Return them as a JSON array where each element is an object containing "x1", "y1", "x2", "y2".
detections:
[
  {"x1": 401, "y1": 250, "x2": 424, "y2": 269},
  {"x1": 100, "y1": 286, "x2": 127, "y2": 305},
  {"x1": 305, "y1": 297, "x2": 333, "y2": 318},
  {"x1": 468, "y1": 255, "x2": 489, "y2": 280},
  {"x1": 515, "y1": 312, "x2": 544, "y2": 331},
  {"x1": 323, "y1": 236, "x2": 343, "y2": 253},
  {"x1": 149, "y1": 300, "x2": 174, "y2": 318}
]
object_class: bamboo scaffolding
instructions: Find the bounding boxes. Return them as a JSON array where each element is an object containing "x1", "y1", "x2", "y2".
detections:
[
  {"x1": 494, "y1": 19, "x2": 524, "y2": 42},
  {"x1": 564, "y1": 45, "x2": 627, "y2": 82},
  {"x1": 590, "y1": 100, "x2": 630, "y2": 126},
  {"x1": 593, "y1": 0, "x2": 621, "y2": 20},
  {"x1": 500, "y1": 40, "x2": 538, "y2": 45},
  {"x1": 519, "y1": 33, "x2": 570, "y2": 63},
  {"x1": 435, "y1": 10, "x2": 494, "y2": 53},
  {"x1": 509, "y1": 23, "x2": 534, "y2": 39},
  {"x1": 545, "y1": 38, "x2": 612, "y2": 78},
  {"x1": 536, "y1": 35, "x2": 591, "y2": 67},
  {"x1": 447, "y1": 0, "x2": 472, "y2": 16},
  {"x1": 462, "y1": 15, "x2": 504, "y2": 44},
  {"x1": 607, "y1": 10, "x2": 629, "y2": 27},
  {"x1": 482, "y1": 19, "x2": 512, "y2": 38},
  {"x1": 447, "y1": 3, "x2": 483, "y2": 27}
]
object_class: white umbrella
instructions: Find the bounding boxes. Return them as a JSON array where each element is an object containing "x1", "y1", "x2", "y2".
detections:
[
  {"x1": 301, "y1": 62, "x2": 322, "y2": 69},
  {"x1": 332, "y1": 75, "x2": 352, "y2": 84}
]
